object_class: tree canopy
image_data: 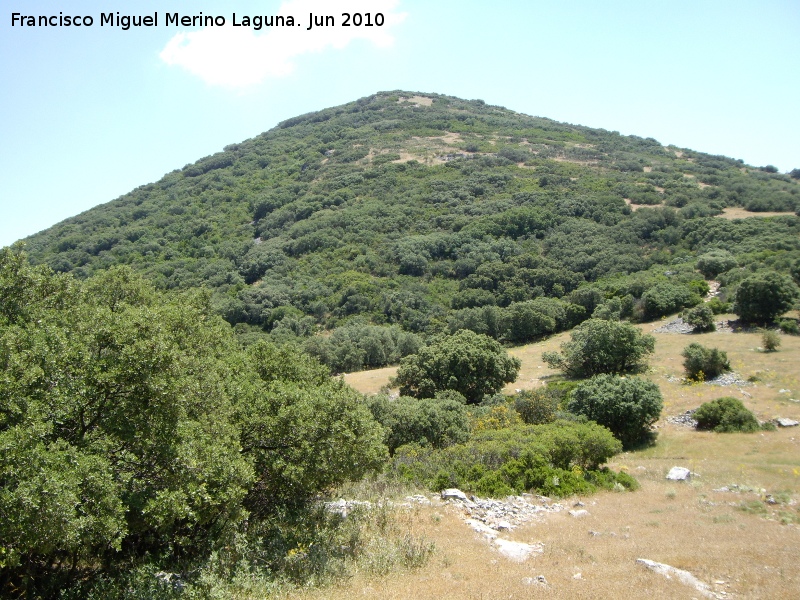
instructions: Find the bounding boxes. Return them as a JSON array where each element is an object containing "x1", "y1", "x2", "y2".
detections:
[
  {"x1": 542, "y1": 318, "x2": 655, "y2": 378},
  {"x1": 393, "y1": 329, "x2": 521, "y2": 403},
  {"x1": 0, "y1": 248, "x2": 385, "y2": 591},
  {"x1": 733, "y1": 271, "x2": 799, "y2": 323},
  {"x1": 567, "y1": 375, "x2": 663, "y2": 448}
]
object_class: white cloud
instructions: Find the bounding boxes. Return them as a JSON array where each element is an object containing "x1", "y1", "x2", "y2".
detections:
[{"x1": 159, "y1": 0, "x2": 407, "y2": 87}]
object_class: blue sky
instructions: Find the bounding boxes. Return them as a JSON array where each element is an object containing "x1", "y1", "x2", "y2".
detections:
[{"x1": 2, "y1": 0, "x2": 799, "y2": 248}]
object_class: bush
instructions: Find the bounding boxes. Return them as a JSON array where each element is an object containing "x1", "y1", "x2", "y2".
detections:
[
  {"x1": 778, "y1": 319, "x2": 800, "y2": 335},
  {"x1": 393, "y1": 330, "x2": 521, "y2": 404},
  {"x1": 542, "y1": 318, "x2": 655, "y2": 378},
  {"x1": 684, "y1": 304, "x2": 715, "y2": 332},
  {"x1": 567, "y1": 375, "x2": 663, "y2": 449},
  {"x1": 391, "y1": 421, "x2": 627, "y2": 497},
  {"x1": 761, "y1": 329, "x2": 781, "y2": 352},
  {"x1": 707, "y1": 297, "x2": 732, "y2": 315},
  {"x1": 734, "y1": 271, "x2": 800, "y2": 324},
  {"x1": 641, "y1": 282, "x2": 701, "y2": 320},
  {"x1": 367, "y1": 392, "x2": 470, "y2": 454},
  {"x1": 514, "y1": 389, "x2": 559, "y2": 425},
  {"x1": 696, "y1": 250, "x2": 737, "y2": 279},
  {"x1": 694, "y1": 397, "x2": 760, "y2": 433},
  {"x1": 681, "y1": 342, "x2": 730, "y2": 381}
]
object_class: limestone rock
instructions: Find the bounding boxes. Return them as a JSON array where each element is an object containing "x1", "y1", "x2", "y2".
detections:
[
  {"x1": 666, "y1": 466, "x2": 691, "y2": 481},
  {"x1": 775, "y1": 417, "x2": 799, "y2": 427},
  {"x1": 493, "y1": 538, "x2": 543, "y2": 562},
  {"x1": 441, "y1": 488, "x2": 469, "y2": 501},
  {"x1": 636, "y1": 558, "x2": 721, "y2": 598}
]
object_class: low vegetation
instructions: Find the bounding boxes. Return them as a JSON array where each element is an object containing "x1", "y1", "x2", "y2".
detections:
[
  {"x1": 5, "y1": 90, "x2": 800, "y2": 597},
  {"x1": 681, "y1": 342, "x2": 731, "y2": 381},
  {"x1": 694, "y1": 396, "x2": 762, "y2": 433}
]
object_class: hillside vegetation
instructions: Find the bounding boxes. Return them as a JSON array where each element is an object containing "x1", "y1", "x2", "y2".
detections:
[
  {"x1": 4, "y1": 92, "x2": 800, "y2": 597},
  {"x1": 20, "y1": 91, "x2": 800, "y2": 371}
]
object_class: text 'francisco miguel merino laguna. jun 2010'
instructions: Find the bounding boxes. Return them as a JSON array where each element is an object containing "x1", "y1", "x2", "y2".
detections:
[{"x1": 10, "y1": 11, "x2": 386, "y2": 31}]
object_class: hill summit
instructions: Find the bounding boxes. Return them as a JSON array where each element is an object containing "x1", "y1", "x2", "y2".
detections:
[{"x1": 21, "y1": 91, "x2": 800, "y2": 367}]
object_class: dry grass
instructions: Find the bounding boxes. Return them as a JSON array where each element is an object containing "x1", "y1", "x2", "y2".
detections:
[
  {"x1": 334, "y1": 319, "x2": 800, "y2": 598},
  {"x1": 717, "y1": 207, "x2": 796, "y2": 220}
]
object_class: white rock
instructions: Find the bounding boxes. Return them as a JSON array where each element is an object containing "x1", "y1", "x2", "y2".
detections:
[
  {"x1": 636, "y1": 558, "x2": 719, "y2": 598},
  {"x1": 521, "y1": 575, "x2": 548, "y2": 586},
  {"x1": 569, "y1": 509, "x2": 589, "y2": 518},
  {"x1": 493, "y1": 538, "x2": 543, "y2": 562},
  {"x1": 495, "y1": 520, "x2": 513, "y2": 531},
  {"x1": 465, "y1": 518, "x2": 497, "y2": 539},
  {"x1": 441, "y1": 488, "x2": 469, "y2": 501},
  {"x1": 775, "y1": 418, "x2": 799, "y2": 427},
  {"x1": 666, "y1": 466, "x2": 691, "y2": 481}
]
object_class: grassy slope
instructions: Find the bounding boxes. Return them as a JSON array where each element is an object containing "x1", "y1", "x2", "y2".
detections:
[{"x1": 338, "y1": 321, "x2": 800, "y2": 599}]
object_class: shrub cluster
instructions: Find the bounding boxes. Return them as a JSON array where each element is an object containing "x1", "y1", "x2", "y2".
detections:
[
  {"x1": 543, "y1": 318, "x2": 655, "y2": 378},
  {"x1": 694, "y1": 397, "x2": 761, "y2": 433},
  {"x1": 681, "y1": 342, "x2": 731, "y2": 381},
  {"x1": 567, "y1": 375, "x2": 663, "y2": 449},
  {"x1": 391, "y1": 421, "x2": 632, "y2": 498}
]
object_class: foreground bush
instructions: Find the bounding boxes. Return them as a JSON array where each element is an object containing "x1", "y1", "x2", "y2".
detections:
[
  {"x1": 694, "y1": 397, "x2": 761, "y2": 433},
  {"x1": 567, "y1": 375, "x2": 663, "y2": 449},
  {"x1": 391, "y1": 421, "x2": 631, "y2": 497},
  {"x1": 543, "y1": 318, "x2": 655, "y2": 378},
  {"x1": 0, "y1": 249, "x2": 387, "y2": 595},
  {"x1": 681, "y1": 342, "x2": 731, "y2": 380}
]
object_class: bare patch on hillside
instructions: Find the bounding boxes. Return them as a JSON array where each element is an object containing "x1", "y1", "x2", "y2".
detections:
[
  {"x1": 398, "y1": 95, "x2": 433, "y2": 107},
  {"x1": 717, "y1": 207, "x2": 797, "y2": 220}
]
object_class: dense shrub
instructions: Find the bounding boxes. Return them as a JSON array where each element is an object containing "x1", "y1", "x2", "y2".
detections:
[
  {"x1": 734, "y1": 271, "x2": 800, "y2": 324},
  {"x1": 514, "y1": 389, "x2": 559, "y2": 425},
  {"x1": 707, "y1": 297, "x2": 732, "y2": 314},
  {"x1": 778, "y1": 319, "x2": 800, "y2": 335},
  {"x1": 567, "y1": 375, "x2": 663, "y2": 448},
  {"x1": 392, "y1": 421, "x2": 628, "y2": 497},
  {"x1": 0, "y1": 250, "x2": 387, "y2": 594},
  {"x1": 393, "y1": 330, "x2": 521, "y2": 404},
  {"x1": 681, "y1": 342, "x2": 731, "y2": 380},
  {"x1": 684, "y1": 304, "x2": 715, "y2": 332},
  {"x1": 367, "y1": 392, "x2": 470, "y2": 454},
  {"x1": 542, "y1": 318, "x2": 655, "y2": 378},
  {"x1": 304, "y1": 323, "x2": 420, "y2": 373},
  {"x1": 696, "y1": 250, "x2": 737, "y2": 279},
  {"x1": 694, "y1": 397, "x2": 760, "y2": 433},
  {"x1": 641, "y1": 282, "x2": 701, "y2": 320}
]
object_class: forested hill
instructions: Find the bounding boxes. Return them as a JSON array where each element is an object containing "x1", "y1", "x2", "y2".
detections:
[{"x1": 20, "y1": 91, "x2": 800, "y2": 369}]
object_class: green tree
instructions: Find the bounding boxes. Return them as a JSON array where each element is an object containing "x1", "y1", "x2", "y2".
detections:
[
  {"x1": 0, "y1": 250, "x2": 388, "y2": 592},
  {"x1": 0, "y1": 257, "x2": 253, "y2": 589},
  {"x1": 641, "y1": 282, "x2": 700, "y2": 320},
  {"x1": 733, "y1": 271, "x2": 800, "y2": 324},
  {"x1": 567, "y1": 375, "x2": 663, "y2": 448},
  {"x1": 542, "y1": 318, "x2": 655, "y2": 378},
  {"x1": 393, "y1": 330, "x2": 521, "y2": 404}
]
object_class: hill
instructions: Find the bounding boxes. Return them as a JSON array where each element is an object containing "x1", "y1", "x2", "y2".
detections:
[{"x1": 20, "y1": 91, "x2": 800, "y2": 369}]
